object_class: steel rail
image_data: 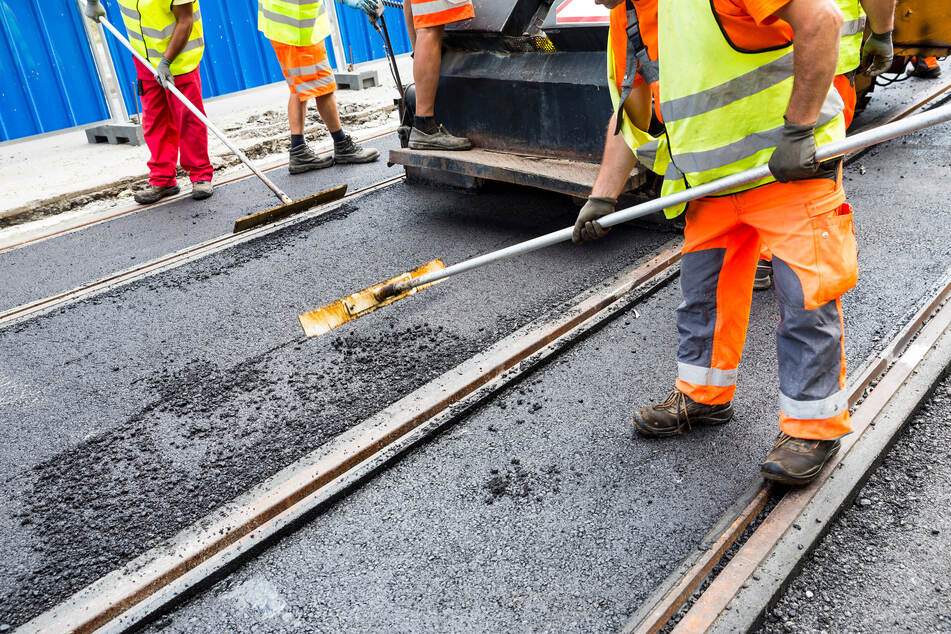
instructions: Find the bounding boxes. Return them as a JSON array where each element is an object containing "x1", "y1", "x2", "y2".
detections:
[
  {"x1": 20, "y1": 242, "x2": 686, "y2": 634},
  {"x1": 0, "y1": 174, "x2": 405, "y2": 329},
  {"x1": 622, "y1": 269, "x2": 951, "y2": 634},
  {"x1": 0, "y1": 127, "x2": 399, "y2": 255}
]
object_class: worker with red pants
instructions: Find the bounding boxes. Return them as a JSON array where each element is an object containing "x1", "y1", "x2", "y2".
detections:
[
  {"x1": 403, "y1": 0, "x2": 474, "y2": 150},
  {"x1": 577, "y1": 0, "x2": 858, "y2": 485},
  {"x1": 754, "y1": 0, "x2": 896, "y2": 288},
  {"x1": 84, "y1": 0, "x2": 213, "y2": 204}
]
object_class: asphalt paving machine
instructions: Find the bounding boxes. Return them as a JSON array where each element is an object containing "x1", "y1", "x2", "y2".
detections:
[{"x1": 388, "y1": 0, "x2": 950, "y2": 198}]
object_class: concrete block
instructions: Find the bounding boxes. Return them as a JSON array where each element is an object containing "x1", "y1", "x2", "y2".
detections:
[
  {"x1": 334, "y1": 69, "x2": 379, "y2": 90},
  {"x1": 85, "y1": 121, "x2": 145, "y2": 146}
]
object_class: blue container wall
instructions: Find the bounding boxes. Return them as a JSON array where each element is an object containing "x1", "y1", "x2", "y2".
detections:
[
  {"x1": 102, "y1": 0, "x2": 412, "y2": 115},
  {"x1": 0, "y1": 0, "x2": 110, "y2": 141}
]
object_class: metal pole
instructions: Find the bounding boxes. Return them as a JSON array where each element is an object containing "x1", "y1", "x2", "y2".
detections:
[
  {"x1": 325, "y1": 0, "x2": 349, "y2": 73},
  {"x1": 79, "y1": 1, "x2": 130, "y2": 122}
]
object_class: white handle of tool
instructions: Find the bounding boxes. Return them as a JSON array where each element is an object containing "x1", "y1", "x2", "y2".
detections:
[
  {"x1": 99, "y1": 17, "x2": 293, "y2": 205},
  {"x1": 402, "y1": 102, "x2": 951, "y2": 292}
]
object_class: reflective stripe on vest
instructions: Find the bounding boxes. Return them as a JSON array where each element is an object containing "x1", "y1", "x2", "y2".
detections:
[
  {"x1": 412, "y1": 0, "x2": 469, "y2": 17},
  {"x1": 836, "y1": 0, "x2": 866, "y2": 74},
  {"x1": 118, "y1": 0, "x2": 204, "y2": 76},
  {"x1": 258, "y1": 0, "x2": 331, "y2": 47},
  {"x1": 652, "y1": 0, "x2": 846, "y2": 206}
]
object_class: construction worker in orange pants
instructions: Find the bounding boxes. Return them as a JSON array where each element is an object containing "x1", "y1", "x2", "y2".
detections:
[
  {"x1": 910, "y1": 56, "x2": 942, "y2": 78},
  {"x1": 403, "y1": 0, "x2": 474, "y2": 150},
  {"x1": 577, "y1": 0, "x2": 859, "y2": 486},
  {"x1": 259, "y1": 0, "x2": 382, "y2": 174}
]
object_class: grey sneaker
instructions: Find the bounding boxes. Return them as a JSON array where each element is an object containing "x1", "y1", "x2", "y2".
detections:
[
  {"x1": 334, "y1": 134, "x2": 380, "y2": 164},
  {"x1": 408, "y1": 124, "x2": 472, "y2": 151},
  {"x1": 289, "y1": 144, "x2": 333, "y2": 174},
  {"x1": 191, "y1": 180, "x2": 213, "y2": 200},
  {"x1": 134, "y1": 184, "x2": 180, "y2": 205}
]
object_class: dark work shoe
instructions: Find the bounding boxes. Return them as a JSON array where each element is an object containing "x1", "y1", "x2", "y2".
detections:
[
  {"x1": 134, "y1": 184, "x2": 180, "y2": 205},
  {"x1": 289, "y1": 144, "x2": 333, "y2": 174},
  {"x1": 333, "y1": 134, "x2": 380, "y2": 164},
  {"x1": 632, "y1": 388, "x2": 734, "y2": 438},
  {"x1": 191, "y1": 181, "x2": 213, "y2": 200},
  {"x1": 910, "y1": 56, "x2": 941, "y2": 79},
  {"x1": 408, "y1": 124, "x2": 472, "y2": 151},
  {"x1": 760, "y1": 432, "x2": 841, "y2": 486},
  {"x1": 754, "y1": 259, "x2": 773, "y2": 290}
]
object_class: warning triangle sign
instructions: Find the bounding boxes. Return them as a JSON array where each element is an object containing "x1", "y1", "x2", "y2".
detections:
[{"x1": 554, "y1": 0, "x2": 611, "y2": 25}]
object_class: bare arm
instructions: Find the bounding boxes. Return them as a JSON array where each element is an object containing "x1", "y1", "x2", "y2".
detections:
[
  {"x1": 861, "y1": 0, "x2": 895, "y2": 34},
  {"x1": 164, "y1": 3, "x2": 195, "y2": 63},
  {"x1": 774, "y1": 0, "x2": 843, "y2": 125}
]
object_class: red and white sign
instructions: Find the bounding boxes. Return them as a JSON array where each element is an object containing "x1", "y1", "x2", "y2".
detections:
[{"x1": 554, "y1": 0, "x2": 611, "y2": 25}]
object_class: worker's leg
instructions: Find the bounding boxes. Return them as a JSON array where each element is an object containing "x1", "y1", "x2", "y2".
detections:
[
  {"x1": 167, "y1": 67, "x2": 214, "y2": 196},
  {"x1": 632, "y1": 196, "x2": 757, "y2": 437},
  {"x1": 403, "y1": 0, "x2": 417, "y2": 49},
  {"x1": 313, "y1": 93, "x2": 342, "y2": 134},
  {"x1": 288, "y1": 93, "x2": 307, "y2": 136},
  {"x1": 910, "y1": 56, "x2": 942, "y2": 78},
  {"x1": 745, "y1": 179, "x2": 856, "y2": 485},
  {"x1": 134, "y1": 60, "x2": 180, "y2": 204},
  {"x1": 271, "y1": 40, "x2": 333, "y2": 174},
  {"x1": 407, "y1": 0, "x2": 473, "y2": 150}
]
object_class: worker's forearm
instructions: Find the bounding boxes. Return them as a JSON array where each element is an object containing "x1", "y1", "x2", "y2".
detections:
[
  {"x1": 591, "y1": 115, "x2": 639, "y2": 199},
  {"x1": 784, "y1": 6, "x2": 842, "y2": 125},
  {"x1": 163, "y1": 18, "x2": 194, "y2": 63},
  {"x1": 861, "y1": 0, "x2": 895, "y2": 34}
]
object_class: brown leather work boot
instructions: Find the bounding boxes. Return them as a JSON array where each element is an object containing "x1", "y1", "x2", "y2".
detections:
[
  {"x1": 760, "y1": 432, "x2": 841, "y2": 486},
  {"x1": 632, "y1": 388, "x2": 734, "y2": 438}
]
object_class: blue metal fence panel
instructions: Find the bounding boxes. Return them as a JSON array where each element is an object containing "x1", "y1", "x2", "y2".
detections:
[
  {"x1": 0, "y1": 0, "x2": 110, "y2": 141},
  {"x1": 335, "y1": 3, "x2": 412, "y2": 67}
]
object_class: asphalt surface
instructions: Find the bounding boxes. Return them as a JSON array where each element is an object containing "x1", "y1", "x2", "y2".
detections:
[
  {"x1": 0, "y1": 160, "x2": 674, "y2": 627},
  {"x1": 0, "y1": 133, "x2": 400, "y2": 314},
  {"x1": 760, "y1": 373, "x2": 951, "y2": 634},
  {"x1": 140, "y1": 83, "x2": 951, "y2": 632}
]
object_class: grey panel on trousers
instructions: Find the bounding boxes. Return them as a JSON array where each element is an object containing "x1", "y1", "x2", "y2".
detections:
[
  {"x1": 676, "y1": 248, "x2": 726, "y2": 368},
  {"x1": 772, "y1": 257, "x2": 844, "y2": 401}
]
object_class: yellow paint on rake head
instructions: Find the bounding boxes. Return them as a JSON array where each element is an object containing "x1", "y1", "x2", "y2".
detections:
[{"x1": 299, "y1": 259, "x2": 446, "y2": 338}]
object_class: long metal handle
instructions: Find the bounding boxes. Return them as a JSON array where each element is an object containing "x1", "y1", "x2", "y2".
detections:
[
  {"x1": 98, "y1": 17, "x2": 293, "y2": 205},
  {"x1": 401, "y1": 102, "x2": 951, "y2": 292}
]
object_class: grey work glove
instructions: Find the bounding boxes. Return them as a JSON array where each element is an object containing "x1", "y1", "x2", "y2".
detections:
[
  {"x1": 572, "y1": 196, "x2": 616, "y2": 244},
  {"x1": 83, "y1": 0, "x2": 106, "y2": 23},
  {"x1": 156, "y1": 57, "x2": 175, "y2": 90},
  {"x1": 768, "y1": 118, "x2": 835, "y2": 183},
  {"x1": 860, "y1": 31, "x2": 893, "y2": 77},
  {"x1": 339, "y1": 0, "x2": 384, "y2": 20}
]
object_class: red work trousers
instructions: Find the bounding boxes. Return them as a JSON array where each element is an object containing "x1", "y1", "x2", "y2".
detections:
[{"x1": 136, "y1": 60, "x2": 213, "y2": 188}]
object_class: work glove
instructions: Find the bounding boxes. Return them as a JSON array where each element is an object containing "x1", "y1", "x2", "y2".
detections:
[
  {"x1": 572, "y1": 196, "x2": 616, "y2": 244},
  {"x1": 83, "y1": 0, "x2": 106, "y2": 23},
  {"x1": 156, "y1": 57, "x2": 175, "y2": 90},
  {"x1": 860, "y1": 31, "x2": 894, "y2": 77},
  {"x1": 339, "y1": 0, "x2": 385, "y2": 21},
  {"x1": 768, "y1": 118, "x2": 835, "y2": 183}
]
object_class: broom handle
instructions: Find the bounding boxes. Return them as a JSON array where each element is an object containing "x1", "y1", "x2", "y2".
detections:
[
  {"x1": 402, "y1": 102, "x2": 951, "y2": 292},
  {"x1": 99, "y1": 17, "x2": 293, "y2": 205}
]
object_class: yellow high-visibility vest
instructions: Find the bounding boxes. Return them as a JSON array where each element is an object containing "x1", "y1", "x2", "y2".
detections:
[
  {"x1": 118, "y1": 0, "x2": 204, "y2": 75},
  {"x1": 258, "y1": 0, "x2": 331, "y2": 47},
  {"x1": 837, "y1": 0, "x2": 867, "y2": 74}
]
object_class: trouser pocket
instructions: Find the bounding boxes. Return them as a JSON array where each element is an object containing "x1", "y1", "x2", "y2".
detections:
[{"x1": 811, "y1": 202, "x2": 858, "y2": 304}]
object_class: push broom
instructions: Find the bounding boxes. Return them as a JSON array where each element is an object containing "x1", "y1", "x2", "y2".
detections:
[
  {"x1": 299, "y1": 98, "x2": 951, "y2": 338},
  {"x1": 97, "y1": 16, "x2": 347, "y2": 233}
]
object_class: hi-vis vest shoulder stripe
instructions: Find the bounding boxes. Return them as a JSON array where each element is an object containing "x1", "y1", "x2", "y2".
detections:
[
  {"x1": 118, "y1": 0, "x2": 204, "y2": 76},
  {"x1": 259, "y1": 0, "x2": 331, "y2": 47},
  {"x1": 635, "y1": 0, "x2": 846, "y2": 218},
  {"x1": 837, "y1": 0, "x2": 866, "y2": 75}
]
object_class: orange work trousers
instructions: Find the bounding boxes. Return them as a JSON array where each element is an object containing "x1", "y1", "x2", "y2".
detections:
[
  {"x1": 271, "y1": 40, "x2": 336, "y2": 101},
  {"x1": 676, "y1": 178, "x2": 858, "y2": 440}
]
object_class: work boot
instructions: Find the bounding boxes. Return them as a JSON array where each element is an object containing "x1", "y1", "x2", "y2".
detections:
[
  {"x1": 333, "y1": 134, "x2": 380, "y2": 164},
  {"x1": 408, "y1": 124, "x2": 472, "y2": 151},
  {"x1": 910, "y1": 56, "x2": 942, "y2": 79},
  {"x1": 289, "y1": 144, "x2": 333, "y2": 174},
  {"x1": 632, "y1": 388, "x2": 734, "y2": 438},
  {"x1": 754, "y1": 259, "x2": 773, "y2": 290},
  {"x1": 760, "y1": 432, "x2": 841, "y2": 486},
  {"x1": 191, "y1": 181, "x2": 213, "y2": 200},
  {"x1": 134, "y1": 184, "x2": 180, "y2": 205}
]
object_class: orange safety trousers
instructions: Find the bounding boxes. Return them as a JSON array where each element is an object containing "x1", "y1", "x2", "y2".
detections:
[
  {"x1": 676, "y1": 178, "x2": 858, "y2": 440},
  {"x1": 271, "y1": 40, "x2": 336, "y2": 101},
  {"x1": 410, "y1": 0, "x2": 474, "y2": 28}
]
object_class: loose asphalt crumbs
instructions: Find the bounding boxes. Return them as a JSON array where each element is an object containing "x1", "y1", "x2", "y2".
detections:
[{"x1": 2, "y1": 75, "x2": 951, "y2": 631}]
